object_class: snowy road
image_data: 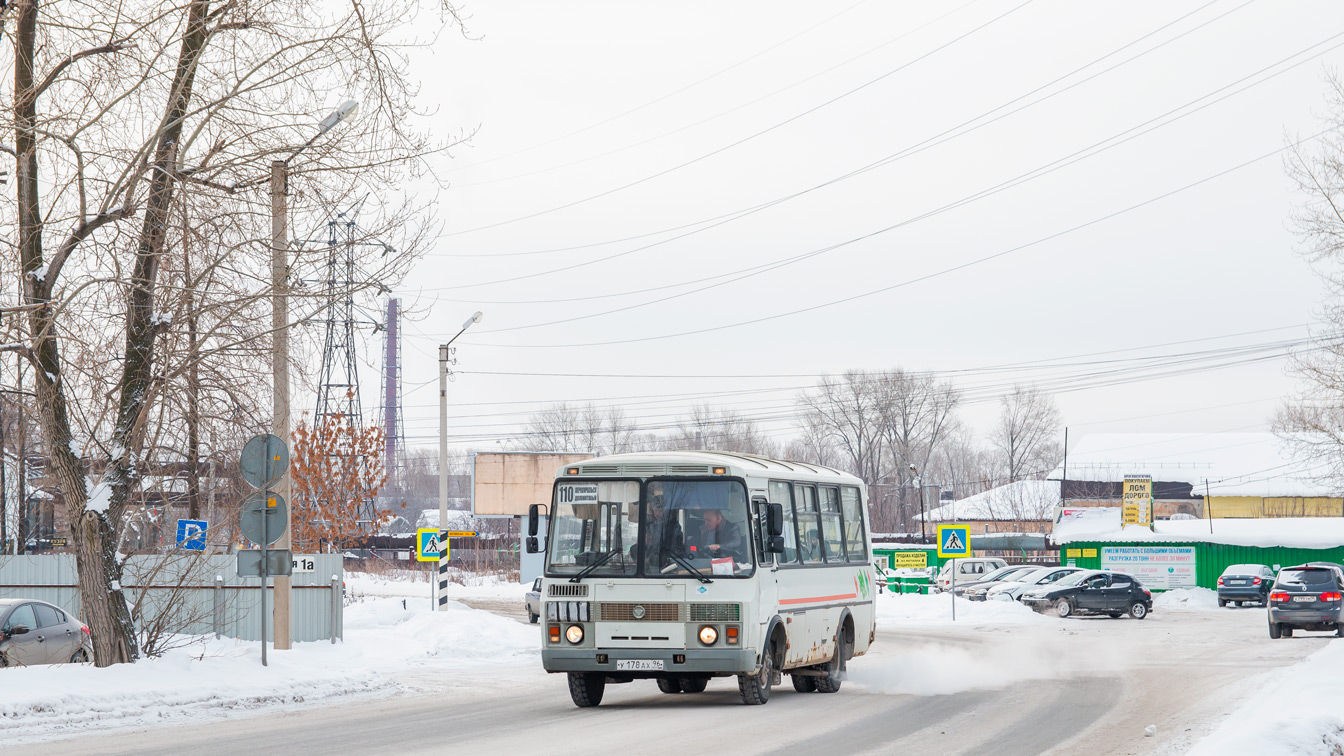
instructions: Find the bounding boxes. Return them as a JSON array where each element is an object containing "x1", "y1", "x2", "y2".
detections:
[{"x1": 11, "y1": 598, "x2": 1329, "y2": 756}]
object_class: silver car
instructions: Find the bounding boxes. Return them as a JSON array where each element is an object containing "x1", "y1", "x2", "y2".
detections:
[
  {"x1": 525, "y1": 578, "x2": 542, "y2": 624},
  {"x1": 0, "y1": 598, "x2": 92, "y2": 666}
]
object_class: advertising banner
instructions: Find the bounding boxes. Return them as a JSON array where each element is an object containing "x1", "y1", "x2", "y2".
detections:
[
  {"x1": 888, "y1": 551, "x2": 928, "y2": 569},
  {"x1": 1100, "y1": 545, "x2": 1196, "y2": 589},
  {"x1": 1121, "y1": 475, "x2": 1153, "y2": 528}
]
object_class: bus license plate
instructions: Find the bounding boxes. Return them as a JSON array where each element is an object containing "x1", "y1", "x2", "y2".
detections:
[{"x1": 616, "y1": 659, "x2": 663, "y2": 671}]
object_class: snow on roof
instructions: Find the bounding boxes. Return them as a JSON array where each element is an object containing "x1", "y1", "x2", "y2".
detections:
[
  {"x1": 1051, "y1": 506, "x2": 1344, "y2": 549},
  {"x1": 1052, "y1": 432, "x2": 1329, "y2": 497},
  {"x1": 919, "y1": 480, "x2": 1059, "y2": 522},
  {"x1": 415, "y1": 508, "x2": 481, "y2": 530}
]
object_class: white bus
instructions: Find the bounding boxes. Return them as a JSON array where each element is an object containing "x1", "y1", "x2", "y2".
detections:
[{"x1": 525, "y1": 451, "x2": 877, "y2": 707}]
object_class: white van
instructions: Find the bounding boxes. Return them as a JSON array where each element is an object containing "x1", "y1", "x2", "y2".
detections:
[{"x1": 934, "y1": 557, "x2": 1007, "y2": 593}]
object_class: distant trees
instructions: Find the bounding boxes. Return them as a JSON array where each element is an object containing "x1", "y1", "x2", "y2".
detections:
[{"x1": 990, "y1": 385, "x2": 1062, "y2": 483}]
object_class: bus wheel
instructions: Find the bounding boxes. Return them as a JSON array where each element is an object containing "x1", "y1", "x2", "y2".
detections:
[
  {"x1": 791, "y1": 674, "x2": 817, "y2": 693},
  {"x1": 567, "y1": 672, "x2": 605, "y2": 707},
  {"x1": 657, "y1": 678, "x2": 683, "y2": 694},
  {"x1": 679, "y1": 676, "x2": 709, "y2": 693},
  {"x1": 738, "y1": 642, "x2": 774, "y2": 705},
  {"x1": 816, "y1": 631, "x2": 850, "y2": 694}
]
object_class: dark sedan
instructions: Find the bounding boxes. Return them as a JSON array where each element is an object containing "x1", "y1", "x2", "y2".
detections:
[
  {"x1": 1020, "y1": 570, "x2": 1153, "y2": 619},
  {"x1": 1217, "y1": 564, "x2": 1276, "y2": 607},
  {"x1": 0, "y1": 598, "x2": 92, "y2": 667},
  {"x1": 1268, "y1": 565, "x2": 1343, "y2": 639}
]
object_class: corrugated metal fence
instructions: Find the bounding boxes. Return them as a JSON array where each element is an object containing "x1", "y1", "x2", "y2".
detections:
[
  {"x1": 0, "y1": 554, "x2": 342, "y2": 642},
  {"x1": 1064, "y1": 541, "x2": 1344, "y2": 590}
]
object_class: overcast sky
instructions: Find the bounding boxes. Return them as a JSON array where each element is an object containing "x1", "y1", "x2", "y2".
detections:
[{"x1": 331, "y1": 1, "x2": 1344, "y2": 454}]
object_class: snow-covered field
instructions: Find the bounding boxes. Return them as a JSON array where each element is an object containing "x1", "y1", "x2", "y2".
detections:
[{"x1": 0, "y1": 573, "x2": 538, "y2": 745}]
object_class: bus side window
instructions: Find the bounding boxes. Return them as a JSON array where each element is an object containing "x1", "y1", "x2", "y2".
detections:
[
  {"x1": 818, "y1": 487, "x2": 845, "y2": 563},
  {"x1": 769, "y1": 481, "x2": 797, "y2": 564},
  {"x1": 794, "y1": 484, "x2": 823, "y2": 565},
  {"x1": 841, "y1": 486, "x2": 868, "y2": 561}
]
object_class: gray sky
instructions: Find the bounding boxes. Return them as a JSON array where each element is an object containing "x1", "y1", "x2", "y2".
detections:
[{"x1": 353, "y1": 1, "x2": 1344, "y2": 453}]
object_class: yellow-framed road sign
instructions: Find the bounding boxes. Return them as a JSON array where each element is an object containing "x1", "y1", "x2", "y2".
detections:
[
  {"x1": 417, "y1": 529, "x2": 445, "y2": 562},
  {"x1": 936, "y1": 524, "x2": 971, "y2": 558}
]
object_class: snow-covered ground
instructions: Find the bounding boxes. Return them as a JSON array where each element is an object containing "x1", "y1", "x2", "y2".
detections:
[
  {"x1": 874, "y1": 589, "x2": 1050, "y2": 626},
  {"x1": 345, "y1": 568, "x2": 529, "y2": 602},
  {"x1": 1188, "y1": 638, "x2": 1344, "y2": 756},
  {"x1": 1, "y1": 573, "x2": 538, "y2": 745},
  {"x1": 1154, "y1": 587, "x2": 1221, "y2": 612}
]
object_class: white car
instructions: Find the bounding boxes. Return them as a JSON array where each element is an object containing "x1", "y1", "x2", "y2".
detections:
[
  {"x1": 986, "y1": 566, "x2": 1083, "y2": 601},
  {"x1": 934, "y1": 557, "x2": 1007, "y2": 593}
]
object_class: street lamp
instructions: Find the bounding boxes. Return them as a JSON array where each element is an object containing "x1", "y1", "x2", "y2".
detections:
[
  {"x1": 270, "y1": 99, "x2": 360, "y2": 652},
  {"x1": 437, "y1": 311, "x2": 483, "y2": 609}
]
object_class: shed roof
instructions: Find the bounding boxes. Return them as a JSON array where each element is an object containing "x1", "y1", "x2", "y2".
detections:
[
  {"x1": 1051, "y1": 506, "x2": 1344, "y2": 549},
  {"x1": 919, "y1": 479, "x2": 1058, "y2": 522},
  {"x1": 1051, "y1": 432, "x2": 1328, "y2": 497}
]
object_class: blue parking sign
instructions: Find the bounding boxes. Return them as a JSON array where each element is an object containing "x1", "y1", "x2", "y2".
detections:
[{"x1": 176, "y1": 519, "x2": 208, "y2": 551}]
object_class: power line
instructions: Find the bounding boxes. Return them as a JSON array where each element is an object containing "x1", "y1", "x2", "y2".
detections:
[
  {"x1": 440, "y1": 0, "x2": 1036, "y2": 238},
  {"x1": 426, "y1": 0, "x2": 1237, "y2": 263},
  {"x1": 462, "y1": 134, "x2": 1327, "y2": 349}
]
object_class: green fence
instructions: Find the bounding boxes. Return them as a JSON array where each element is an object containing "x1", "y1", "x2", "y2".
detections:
[{"x1": 1061, "y1": 541, "x2": 1344, "y2": 590}]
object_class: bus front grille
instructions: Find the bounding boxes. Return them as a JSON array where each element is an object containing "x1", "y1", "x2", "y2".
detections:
[
  {"x1": 598, "y1": 602, "x2": 681, "y2": 622},
  {"x1": 689, "y1": 603, "x2": 741, "y2": 622},
  {"x1": 549, "y1": 584, "x2": 589, "y2": 597}
]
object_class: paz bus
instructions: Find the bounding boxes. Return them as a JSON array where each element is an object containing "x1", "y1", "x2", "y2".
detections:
[{"x1": 525, "y1": 451, "x2": 877, "y2": 706}]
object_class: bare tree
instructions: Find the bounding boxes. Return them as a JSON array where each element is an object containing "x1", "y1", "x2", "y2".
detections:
[
  {"x1": 1, "y1": 0, "x2": 464, "y2": 665},
  {"x1": 669, "y1": 404, "x2": 777, "y2": 456},
  {"x1": 796, "y1": 370, "x2": 885, "y2": 485},
  {"x1": 1278, "y1": 72, "x2": 1344, "y2": 487},
  {"x1": 520, "y1": 403, "x2": 639, "y2": 456},
  {"x1": 991, "y1": 385, "x2": 1062, "y2": 483},
  {"x1": 875, "y1": 369, "x2": 960, "y2": 529}
]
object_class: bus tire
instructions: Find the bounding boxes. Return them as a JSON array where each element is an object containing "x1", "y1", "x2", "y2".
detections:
[
  {"x1": 738, "y1": 642, "x2": 774, "y2": 705},
  {"x1": 679, "y1": 676, "x2": 709, "y2": 693},
  {"x1": 816, "y1": 629, "x2": 851, "y2": 694},
  {"x1": 657, "y1": 678, "x2": 682, "y2": 694},
  {"x1": 791, "y1": 674, "x2": 817, "y2": 693},
  {"x1": 567, "y1": 672, "x2": 605, "y2": 707}
]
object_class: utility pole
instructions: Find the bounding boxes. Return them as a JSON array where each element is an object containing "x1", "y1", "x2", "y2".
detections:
[{"x1": 271, "y1": 159, "x2": 293, "y2": 650}]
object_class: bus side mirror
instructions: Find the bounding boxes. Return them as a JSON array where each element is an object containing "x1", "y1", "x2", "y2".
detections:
[
  {"x1": 767, "y1": 502, "x2": 784, "y2": 538},
  {"x1": 528, "y1": 504, "x2": 540, "y2": 537},
  {"x1": 526, "y1": 537, "x2": 539, "y2": 554},
  {"x1": 767, "y1": 536, "x2": 785, "y2": 554}
]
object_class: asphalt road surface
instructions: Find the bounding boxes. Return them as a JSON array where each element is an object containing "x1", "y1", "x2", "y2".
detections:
[{"x1": 14, "y1": 604, "x2": 1325, "y2": 756}]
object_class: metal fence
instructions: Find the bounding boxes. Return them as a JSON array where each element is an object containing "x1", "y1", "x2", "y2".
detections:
[{"x1": 0, "y1": 554, "x2": 343, "y2": 642}]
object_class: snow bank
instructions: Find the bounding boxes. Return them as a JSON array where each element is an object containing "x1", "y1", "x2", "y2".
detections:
[
  {"x1": 0, "y1": 597, "x2": 537, "y2": 744},
  {"x1": 875, "y1": 591, "x2": 1049, "y2": 626},
  {"x1": 1188, "y1": 639, "x2": 1344, "y2": 755},
  {"x1": 1154, "y1": 587, "x2": 1220, "y2": 612},
  {"x1": 346, "y1": 570, "x2": 528, "y2": 601}
]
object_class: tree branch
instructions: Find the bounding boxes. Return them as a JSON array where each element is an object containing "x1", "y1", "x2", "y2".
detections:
[
  {"x1": 35, "y1": 41, "x2": 137, "y2": 98},
  {"x1": 40, "y1": 206, "x2": 137, "y2": 299}
]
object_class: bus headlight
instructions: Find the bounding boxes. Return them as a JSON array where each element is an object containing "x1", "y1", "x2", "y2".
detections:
[
  {"x1": 565, "y1": 624, "x2": 584, "y2": 645},
  {"x1": 698, "y1": 625, "x2": 718, "y2": 645}
]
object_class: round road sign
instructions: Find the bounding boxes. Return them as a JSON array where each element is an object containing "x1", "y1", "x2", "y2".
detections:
[
  {"x1": 241, "y1": 434, "x2": 289, "y2": 490},
  {"x1": 239, "y1": 490, "x2": 288, "y2": 546}
]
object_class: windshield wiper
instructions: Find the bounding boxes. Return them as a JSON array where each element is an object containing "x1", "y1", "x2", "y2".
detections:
[
  {"x1": 669, "y1": 552, "x2": 713, "y2": 584},
  {"x1": 570, "y1": 548, "x2": 622, "y2": 583}
]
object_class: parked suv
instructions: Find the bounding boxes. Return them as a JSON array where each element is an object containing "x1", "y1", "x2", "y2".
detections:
[
  {"x1": 1267, "y1": 565, "x2": 1344, "y2": 639},
  {"x1": 1217, "y1": 564, "x2": 1275, "y2": 607},
  {"x1": 934, "y1": 558, "x2": 1007, "y2": 593}
]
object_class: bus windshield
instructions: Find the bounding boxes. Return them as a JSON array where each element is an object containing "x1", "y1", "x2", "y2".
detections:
[{"x1": 545, "y1": 479, "x2": 755, "y2": 579}]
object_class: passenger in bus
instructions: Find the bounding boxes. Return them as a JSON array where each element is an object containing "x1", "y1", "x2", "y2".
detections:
[
  {"x1": 695, "y1": 508, "x2": 746, "y2": 562},
  {"x1": 798, "y1": 529, "x2": 821, "y2": 562},
  {"x1": 635, "y1": 491, "x2": 686, "y2": 569}
]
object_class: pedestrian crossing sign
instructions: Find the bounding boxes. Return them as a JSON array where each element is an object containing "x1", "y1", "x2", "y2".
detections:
[
  {"x1": 417, "y1": 528, "x2": 445, "y2": 562},
  {"x1": 937, "y1": 524, "x2": 971, "y2": 558}
]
